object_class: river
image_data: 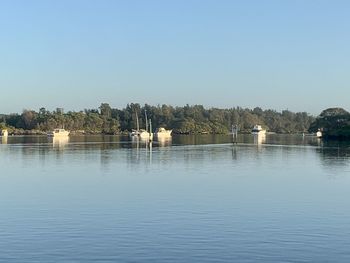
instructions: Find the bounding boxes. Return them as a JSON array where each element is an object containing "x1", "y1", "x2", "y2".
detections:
[{"x1": 0, "y1": 134, "x2": 349, "y2": 262}]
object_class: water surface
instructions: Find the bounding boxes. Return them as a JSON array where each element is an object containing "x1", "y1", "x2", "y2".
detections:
[{"x1": 0, "y1": 134, "x2": 350, "y2": 262}]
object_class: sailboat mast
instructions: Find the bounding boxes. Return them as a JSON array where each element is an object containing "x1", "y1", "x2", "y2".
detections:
[
  {"x1": 136, "y1": 111, "x2": 139, "y2": 131},
  {"x1": 149, "y1": 119, "x2": 152, "y2": 134},
  {"x1": 149, "y1": 119, "x2": 153, "y2": 141},
  {"x1": 145, "y1": 110, "x2": 148, "y2": 132}
]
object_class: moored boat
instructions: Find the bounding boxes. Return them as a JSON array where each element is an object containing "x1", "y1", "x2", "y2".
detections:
[
  {"x1": 316, "y1": 130, "x2": 322, "y2": 138},
  {"x1": 47, "y1": 128, "x2": 70, "y2": 137},
  {"x1": 154, "y1": 127, "x2": 172, "y2": 138},
  {"x1": 139, "y1": 129, "x2": 152, "y2": 140},
  {"x1": 1, "y1": 129, "x2": 8, "y2": 137},
  {"x1": 129, "y1": 129, "x2": 140, "y2": 137},
  {"x1": 129, "y1": 110, "x2": 153, "y2": 141},
  {"x1": 251, "y1": 125, "x2": 266, "y2": 135}
]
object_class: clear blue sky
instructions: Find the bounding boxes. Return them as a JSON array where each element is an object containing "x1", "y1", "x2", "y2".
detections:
[{"x1": 1, "y1": 0, "x2": 349, "y2": 115}]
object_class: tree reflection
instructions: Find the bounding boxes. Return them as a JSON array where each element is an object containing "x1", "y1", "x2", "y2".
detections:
[{"x1": 316, "y1": 140, "x2": 350, "y2": 170}]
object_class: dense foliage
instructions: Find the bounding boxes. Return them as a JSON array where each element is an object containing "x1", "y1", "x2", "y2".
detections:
[
  {"x1": 0, "y1": 103, "x2": 314, "y2": 135},
  {"x1": 309, "y1": 108, "x2": 350, "y2": 138}
]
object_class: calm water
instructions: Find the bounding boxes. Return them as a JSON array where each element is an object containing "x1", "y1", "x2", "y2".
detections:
[{"x1": 1, "y1": 134, "x2": 350, "y2": 262}]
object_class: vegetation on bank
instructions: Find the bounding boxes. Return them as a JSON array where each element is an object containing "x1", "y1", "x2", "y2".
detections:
[
  {"x1": 309, "y1": 108, "x2": 350, "y2": 138},
  {"x1": 0, "y1": 103, "x2": 314, "y2": 135}
]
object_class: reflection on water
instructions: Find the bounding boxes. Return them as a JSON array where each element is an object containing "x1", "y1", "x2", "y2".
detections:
[
  {"x1": 314, "y1": 140, "x2": 350, "y2": 172},
  {"x1": 1, "y1": 134, "x2": 349, "y2": 169},
  {"x1": 1, "y1": 136, "x2": 7, "y2": 144},
  {"x1": 253, "y1": 134, "x2": 266, "y2": 145},
  {"x1": 1, "y1": 134, "x2": 350, "y2": 182},
  {"x1": 0, "y1": 133, "x2": 325, "y2": 147},
  {"x1": 1, "y1": 134, "x2": 350, "y2": 262},
  {"x1": 156, "y1": 136, "x2": 172, "y2": 147},
  {"x1": 50, "y1": 137, "x2": 69, "y2": 149}
]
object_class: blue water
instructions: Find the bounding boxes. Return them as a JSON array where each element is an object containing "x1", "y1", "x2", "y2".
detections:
[{"x1": 0, "y1": 135, "x2": 350, "y2": 262}]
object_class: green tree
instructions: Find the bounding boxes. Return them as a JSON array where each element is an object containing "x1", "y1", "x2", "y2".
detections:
[{"x1": 99, "y1": 103, "x2": 112, "y2": 118}]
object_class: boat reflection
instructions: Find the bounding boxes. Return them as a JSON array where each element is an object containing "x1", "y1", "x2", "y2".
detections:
[
  {"x1": 130, "y1": 134, "x2": 151, "y2": 143},
  {"x1": 156, "y1": 137, "x2": 172, "y2": 147},
  {"x1": 253, "y1": 134, "x2": 266, "y2": 145},
  {"x1": 50, "y1": 136, "x2": 69, "y2": 148},
  {"x1": 1, "y1": 136, "x2": 8, "y2": 144}
]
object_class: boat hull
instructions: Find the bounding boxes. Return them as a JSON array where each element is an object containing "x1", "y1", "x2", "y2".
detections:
[
  {"x1": 154, "y1": 128, "x2": 172, "y2": 138},
  {"x1": 251, "y1": 125, "x2": 266, "y2": 135},
  {"x1": 251, "y1": 130, "x2": 266, "y2": 135},
  {"x1": 47, "y1": 129, "x2": 70, "y2": 137}
]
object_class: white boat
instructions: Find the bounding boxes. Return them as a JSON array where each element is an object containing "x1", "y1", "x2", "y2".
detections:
[
  {"x1": 129, "y1": 110, "x2": 153, "y2": 141},
  {"x1": 1, "y1": 129, "x2": 8, "y2": 137},
  {"x1": 130, "y1": 111, "x2": 141, "y2": 138},
  {"x1": 154, "y1": 127, "x2": 172, "y2": 138},
  {"x1": 130, "y1": 129, "x2": 140, "y2": 137},
  {"x1": 139, "y1": 129, "x2": 151, "y2": 139},
  {"x1": 131, "y1": 129, "x2": 152, "y2": 140},
  {"x1": 251, "y1": 125, "x2": 266, "y2": 135},
  {"x1": 47, "y1": 128, "x2": 70, "y2": 137},
  {"x1": 316, "y1": 130, "x2": 322, "y2": 138}
]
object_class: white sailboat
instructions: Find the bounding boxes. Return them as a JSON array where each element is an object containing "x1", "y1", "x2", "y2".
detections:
[
  {"x1": 130, "y1": 110, "x2": 153, "y2": 141},
  {"x1": 129, "y1": 111, "x2": 141, "y2": 137},
  {"x1": 139, "y1": 110, "x2": 151, "y2": 139}
]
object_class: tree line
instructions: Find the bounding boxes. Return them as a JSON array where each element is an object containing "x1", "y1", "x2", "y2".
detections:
[
  {"x1": 0, "y1": 103, "x2": 315, "y2": 135},
  {"x1": 309, "y1": 107, "x2": 350, "y2": 138}
]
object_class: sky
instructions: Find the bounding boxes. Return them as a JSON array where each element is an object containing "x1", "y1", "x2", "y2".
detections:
[{"x1": 0, "y1": 0, "x2": 349, "y2": 115}]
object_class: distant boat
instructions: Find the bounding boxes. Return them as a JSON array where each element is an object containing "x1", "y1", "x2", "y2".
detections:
[
  {"x1": 251, "y1": 125, "x2": 266, "y2": 135},
  {"x1": 130, "y1": 111, "x2": 141, "y2": 137},
  {"x1": 47, "y1": 128, "x2": 70, "y2": 137},
  {"x1": 316, "y1": 130, "x2": 322, "y2": 138},
  {"x1": 130, "y1": 129, "x2": 140, "y2": 137},
  {"x1": 1, "y1": 129, "x2": 8, "y2": 137},
  {"x1": 129, "y1": 110, "x2": 152, "y2": 140},
  {"x1": 139, "y1": 129, "x2": 151, "y2": 139},
  {"x1": 130, "y1": 129, "x2": 152, "y2": 140},
  {"x1": 154, "y1": 127, "x2": 172, "y2": 138}
]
